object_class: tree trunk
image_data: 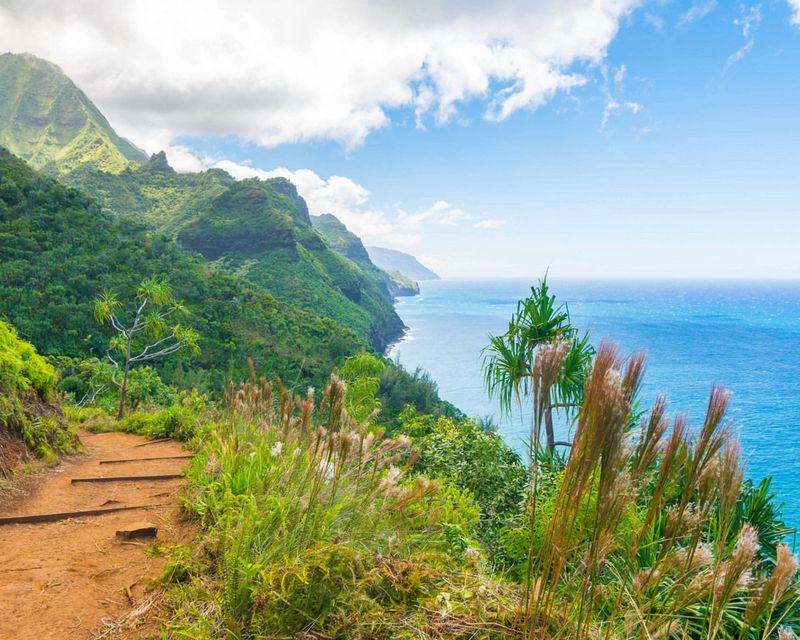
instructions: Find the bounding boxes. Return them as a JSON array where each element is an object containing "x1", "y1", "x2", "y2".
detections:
[
  {"x1": 117, "y1": 360, "x2": 130, "y2": 420},
  {"x1": 544, "y1": 401, "x2": 555, "y2": 454}
]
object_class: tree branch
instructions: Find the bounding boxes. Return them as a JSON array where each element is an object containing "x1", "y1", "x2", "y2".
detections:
[
  {"x1": 129, "y1": 332, "x2": 177, "y2": 361},
  {"x1": 130, "y1": 340, "x2": 186, "y2": 363},
  {"x1": 108, "y1": 313, "x2": 126, "y2": 334}
]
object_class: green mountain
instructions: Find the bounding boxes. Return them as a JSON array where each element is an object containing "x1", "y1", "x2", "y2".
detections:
[
  {"x1": 311, "y1": 213, "x2": 419, "y2": 297},
  {"x1": 178, "y1": 179, "x2": 405, "y2": 351},
  {"x1": 366, "y1": 245, "x2": 439, "y2": 281},
  {"x1": 65, "y1": 150, "x2": 406, "y2": 350},
  {"x1": 65, "y1": 151, "x2": 235, "y2": 235},
  {"x1": 0, "y1": 148, "x2": 364, "y2": 389},
  {"x1": 0, "y1": 53, "x2": 407, "y2": 352},
  {"x1": 0, "y1": 52, "x2": 147, "y2": 175}
]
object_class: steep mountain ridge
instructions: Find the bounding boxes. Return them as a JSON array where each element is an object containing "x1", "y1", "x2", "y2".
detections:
[
  {"x1": 179, "y1": 180, "x2": 405, "y2": 350},
  {"x1": 0, "y1": 52, "x2": 147, "y2": 175},
  {"x1": 366, "y1": 245, "x2": 439, "y2": 281},
  {"x1": 312, "y1": 213, "x2": 419, "y2": 297},
  {"x1": 64, "y1": 151, "x2": 235, "y2": 235}
]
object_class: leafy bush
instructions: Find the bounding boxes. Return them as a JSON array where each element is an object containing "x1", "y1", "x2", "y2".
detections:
[
  {"x1": 53, "y1": 356, "x2": 180, "y2": 411},
  {"x1": 378, "y1": 360, "x2": 465, "y2": 427},
  {"x1": 0, "y1": 319, "x2": 75, "y2": 470},
  {"x1": 117, "y1": 390, "x2": 209, "y2": 441},
  {"x1": 398, "y1": 407, "x2": 529, "y2": 571},
  {"x1": 337, "y1": 351, "x2": 386, "y2": 424},
  {"x1": 0, "y1": 319, "x2": 57, "y2": 398}
]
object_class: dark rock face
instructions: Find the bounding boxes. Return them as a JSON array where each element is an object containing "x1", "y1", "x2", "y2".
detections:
[{"x1": 370, "y1": 312, "x2": 407, "y2": 354}]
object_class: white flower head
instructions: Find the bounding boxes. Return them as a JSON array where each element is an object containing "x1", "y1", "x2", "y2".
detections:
[
  {"x1": 270, "y1": 441, "x2": 283, "y2": 457},
  {"x1": 317, "y1": 459, "x2": 335, "y2": 481},
  {"x1": 379, "y1": 465, "x2": 402, "y2": 492}
]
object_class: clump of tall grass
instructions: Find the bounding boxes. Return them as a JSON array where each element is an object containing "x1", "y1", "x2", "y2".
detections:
[
  {"x1": 521, "y1": 341, "x2": 799, "y2": 639},
  {"x1": 172, "y1": 364, "x2": 516, "y2": 639}
]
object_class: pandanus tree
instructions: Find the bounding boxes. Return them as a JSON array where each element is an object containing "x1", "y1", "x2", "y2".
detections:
[
  {"x1": 95, "y1": 278, "x2": 199, "y2": 418},
  {"x1": 482, "y1": 278, "x2": 594, "y2": 454}
]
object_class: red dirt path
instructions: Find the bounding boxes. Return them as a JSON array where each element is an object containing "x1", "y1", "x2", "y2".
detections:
[{"x1": 0, "y1": 431, "x2": 192, "y2": 639}]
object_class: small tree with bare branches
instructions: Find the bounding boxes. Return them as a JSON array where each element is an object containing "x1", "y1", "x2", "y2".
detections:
[{"x1": 94, "y1": 278, "x2": 199, "y2": 419}]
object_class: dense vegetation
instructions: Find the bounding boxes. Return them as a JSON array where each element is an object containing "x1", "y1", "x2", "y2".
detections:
[
  {"x1": 179, "y1": 179, "x2": 405, "y2": 350},
  {"x1": 161, "y1": 371, "x2": 516, "y2": 639},
  {"x1": 0, "y1": 319, "x2": 75, "y2": 473},
  {"x1": 154, "y1": 346, "x2": 799, "y2": 639},
  {"x1": 0, "y1": 148, "x2": 365, "y2": 391},
  {"x1": 65, "y1": 151, "x2": 234, "y2": 234}
]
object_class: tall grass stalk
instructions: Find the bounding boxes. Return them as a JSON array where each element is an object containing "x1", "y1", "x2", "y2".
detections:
[{"x1": 522, "y1": 341, "x2": 799, "y2": 639}]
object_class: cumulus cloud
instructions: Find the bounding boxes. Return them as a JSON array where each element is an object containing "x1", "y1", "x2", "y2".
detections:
[
  {"x1": 214, "y1": 160, "x2": 482, "y2": 248},
  {"x1": 0, "y1": 0, "x2": 639, "y2": 151},
  {"x1": 789, "y1": 0, "x2": 800, "y2": 24}
]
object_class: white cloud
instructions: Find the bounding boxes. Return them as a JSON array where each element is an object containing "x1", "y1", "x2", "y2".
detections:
[
  {"x1": 0, "y1": 0, "x2": 640, "y2": 151},
  {"x1": 643, "y1": 12, "x2": 665, "y2": 31},
  {"x1": 600, "y1": 64, "x2": 643, "y2": 129},
  {"x1": 791, "y1": 0, "x2": 800, "y2": 24},
  {"x1": 214, "y1": 160, "x2": 482, "y2": 248},
  {"x1": 678, "y1": 0, "x2": 719, "y2": 28},
  {"x1": 473, "y1": 218, "x2": 506, "y2": 230},
  {"x1": 725, "y1": 4, "x2": 762, "y2": 71}
]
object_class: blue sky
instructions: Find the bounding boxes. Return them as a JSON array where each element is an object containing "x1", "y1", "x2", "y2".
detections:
[{"x1": 4, "y1": 0, "x2": 800, "y2": 277}]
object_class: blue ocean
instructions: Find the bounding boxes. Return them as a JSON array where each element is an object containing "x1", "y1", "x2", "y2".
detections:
[{"x1": 389, "y1": 279, "x2": 800, "y2": 533}]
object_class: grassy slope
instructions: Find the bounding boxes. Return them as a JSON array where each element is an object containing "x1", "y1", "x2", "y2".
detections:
[
  {"x1": 0, "y1": 53, "x2": 147, "y2": 175},
  {"x1": 0, "y1": 148, "x2": 365, "y2": 390},
  {"x1": 179, "y1": 180, "x2": 405, "y2": 351}
]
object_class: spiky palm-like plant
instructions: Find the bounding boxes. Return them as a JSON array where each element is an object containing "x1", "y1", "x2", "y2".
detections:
[
  {"x1": 482, "y1": 278, "x2": 594, "y2": 454},
  {"x1": 95, "y1": 277, "x2": 199, "y2": 418}
]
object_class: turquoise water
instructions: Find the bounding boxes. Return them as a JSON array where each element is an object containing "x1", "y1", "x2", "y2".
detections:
[{"x1": 389, "y1": 279, "x2": 800, "y2": 532}]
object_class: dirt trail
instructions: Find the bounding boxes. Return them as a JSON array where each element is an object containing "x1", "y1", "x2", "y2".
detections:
[{"x1": 0, "y1": 431, "x2": 193, "y2": 640}]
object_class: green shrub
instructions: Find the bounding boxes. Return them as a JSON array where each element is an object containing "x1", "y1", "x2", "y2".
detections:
[
  {"x1": 163, "y1": 374, "x2": 509, "y2": 639},
  {"x1": 398, "y1": 407, "x2": 529, "y2": 571},
  {"x1": 0, "y1": 320, "x2": 75, "y2": 469},
  {"x1": 0, "y1": 319, "x2": 57, "y2": 398},
  {"x1": 118, "y1": 402, "x2": 205, "y2": 442},
  {"x1": 378, "y1": 360, "x2": 465, "y2": 428}
]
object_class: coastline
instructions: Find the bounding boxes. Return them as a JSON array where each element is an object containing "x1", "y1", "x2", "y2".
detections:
[{"x1": 382, "y1": 323, "x2": 412, "y2": 357}]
